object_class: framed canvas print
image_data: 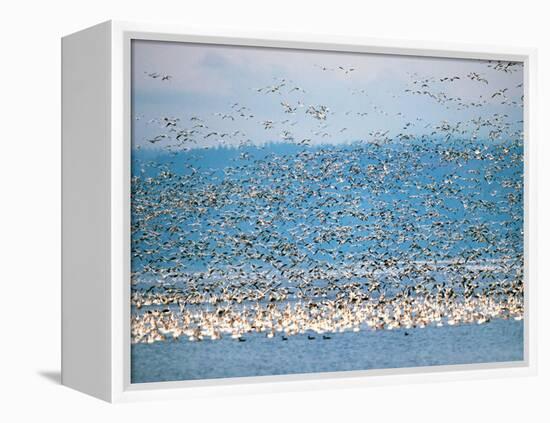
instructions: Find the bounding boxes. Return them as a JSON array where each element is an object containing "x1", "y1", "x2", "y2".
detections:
[{"x1": 61, "y1": 21, "x2": 537, "y2": 402}]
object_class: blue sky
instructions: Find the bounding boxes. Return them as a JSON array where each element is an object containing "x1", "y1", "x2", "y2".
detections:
[{"x1": 131, "y1": 40, "x2": 523, "y2": 150}]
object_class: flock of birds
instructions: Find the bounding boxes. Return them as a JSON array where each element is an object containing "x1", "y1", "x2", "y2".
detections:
[{"x1": 131, "y1": 59, "x2": 524, "y2": 345}]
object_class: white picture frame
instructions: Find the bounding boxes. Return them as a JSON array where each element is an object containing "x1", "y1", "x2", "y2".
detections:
[{"x1": 61, "y1": 20, "x2": 537, "y2": 402}]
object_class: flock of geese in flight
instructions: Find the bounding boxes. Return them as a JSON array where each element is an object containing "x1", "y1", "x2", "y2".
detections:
[{"x1": 131, "y1": 59, "x2": 524, "y2": 345}]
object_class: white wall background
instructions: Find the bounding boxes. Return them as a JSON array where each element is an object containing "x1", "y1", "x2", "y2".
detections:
[{"x1": 1, "y1": 0, "x2": 548, "y2": 421}]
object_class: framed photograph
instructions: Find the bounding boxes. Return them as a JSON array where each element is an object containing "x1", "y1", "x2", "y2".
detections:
[{"x1": 61, "y1": 21, "x2": 537, "y2": 402}]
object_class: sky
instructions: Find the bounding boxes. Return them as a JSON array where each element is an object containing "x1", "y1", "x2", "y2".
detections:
[{"x1": 131, "y1": 39, "x2": 524, "y2": 150}]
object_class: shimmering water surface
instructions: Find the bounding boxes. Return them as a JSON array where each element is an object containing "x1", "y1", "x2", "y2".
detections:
[{"x1": 132, "y1": 319, "x2": 523, "y2": 383}]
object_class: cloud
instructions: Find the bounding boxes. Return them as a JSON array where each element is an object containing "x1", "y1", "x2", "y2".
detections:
[{"x1": 131, "y1": 40, "x2": 523, "y2": 150}]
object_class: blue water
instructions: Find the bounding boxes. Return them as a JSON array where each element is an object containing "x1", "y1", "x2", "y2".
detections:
[
  {"x1": 131, "y1": 319, "x2": 523, "y2": 383},
  {"x1": 130, "y1": 138, "x2": 524, "y2": 383},
  {"x1": 131, "y1": 140, "x2": 523, "y2": 275}
]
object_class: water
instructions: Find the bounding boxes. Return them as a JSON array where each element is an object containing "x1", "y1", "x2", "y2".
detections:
[
  {"x1": 130, "y1": 139, "x2": 524, "y2": 382},
  {"x1": 131, "y1": 319, "x2": 523, "y2": 383},
  {"x1": 131, "y1": 140, "x2": 523, "y2": 276}
]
